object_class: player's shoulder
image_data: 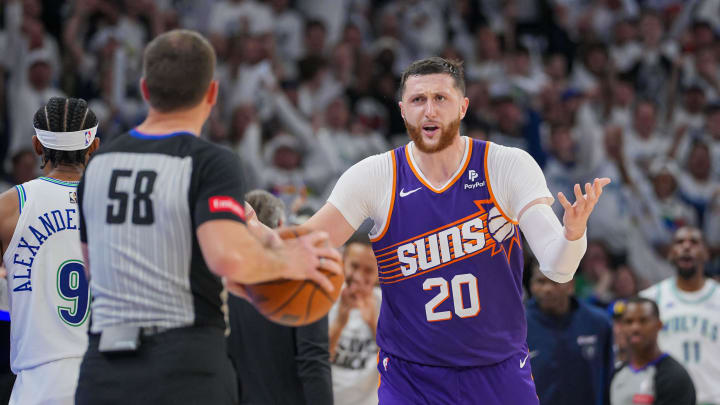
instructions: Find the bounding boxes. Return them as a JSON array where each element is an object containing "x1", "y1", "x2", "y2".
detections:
[
  {"x1": 639, "y1": 279, "x2": 668, "y2": 301},
  {"x1": 485, "y1": 142, "x2": 540, "y2": 172},
  {"x1": 344, "y1": 150, "x2": 394, "y2": 177}
]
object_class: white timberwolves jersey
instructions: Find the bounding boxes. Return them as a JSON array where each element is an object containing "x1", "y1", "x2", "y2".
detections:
[
  {"x1": 2, "y1": 177, "x2": 89, "y2": 373},
  {"x1": 640, "y1": 278, "x2": 720, "y2": 404}
]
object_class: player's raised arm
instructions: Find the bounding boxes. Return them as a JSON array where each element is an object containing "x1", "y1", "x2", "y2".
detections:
[{"x1": 519, "y1": 178, "x2": 611, "y2": 283}]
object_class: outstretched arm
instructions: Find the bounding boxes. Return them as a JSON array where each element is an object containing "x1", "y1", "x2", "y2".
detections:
[{"x1": 519, "y1": 178, "x2": 610, "y2": 282}]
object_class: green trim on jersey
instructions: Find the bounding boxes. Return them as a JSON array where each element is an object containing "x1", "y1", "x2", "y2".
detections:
[
  {"x1": 39, "y1": 177, "x2": 80, "y2": 188},
  {"x1": 15, "y1": 185, "x2": 26, "y2": 213},
  {"x1": 670, "y1": 278, "x2": 718, "y2": 304}
]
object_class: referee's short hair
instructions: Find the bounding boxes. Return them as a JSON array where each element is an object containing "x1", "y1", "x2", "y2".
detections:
[{"x1": 142, "y1": 29, "x2": 216, "y2": 112}]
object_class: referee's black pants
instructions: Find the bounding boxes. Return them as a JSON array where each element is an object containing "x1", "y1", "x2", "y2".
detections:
[{"x1": 75, "y1": 326, "x2": 238, "y2": 405}]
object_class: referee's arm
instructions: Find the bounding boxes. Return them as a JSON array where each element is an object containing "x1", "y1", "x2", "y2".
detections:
[{"x1": 295, "y1": 315, "x2": 333, "y2": 405}]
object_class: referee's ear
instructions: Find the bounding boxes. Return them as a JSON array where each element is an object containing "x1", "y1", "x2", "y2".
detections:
[
  {"x1": 205, "y1": 80, "x2": 219, "y2": 107},
  {"x1": 140, "y1": 78, "x2": 150, "y2": 102}
]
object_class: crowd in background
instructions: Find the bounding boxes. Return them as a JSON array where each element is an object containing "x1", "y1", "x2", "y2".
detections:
[{"x1": 1, "y1": 0, "x2": 720, "y2": 403}]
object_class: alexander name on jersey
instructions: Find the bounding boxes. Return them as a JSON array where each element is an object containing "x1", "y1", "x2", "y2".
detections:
[{"x1": 10, "y1": 208, "x2": 79, "y2": 292}]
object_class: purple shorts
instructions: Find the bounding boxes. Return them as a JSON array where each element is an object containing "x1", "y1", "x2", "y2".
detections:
[{"x1": 377, "y1": 349, "x2": 539, "y2": 405}]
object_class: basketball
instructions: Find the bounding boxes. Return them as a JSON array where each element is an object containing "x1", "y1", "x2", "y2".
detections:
[{"x1": 244, "y1": 226, "x2": 344, "y2": 327}]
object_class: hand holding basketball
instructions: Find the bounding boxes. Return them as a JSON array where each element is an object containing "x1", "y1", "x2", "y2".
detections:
[{"x1": 242, "y1": 226, "x2": 345, "y2": 326}]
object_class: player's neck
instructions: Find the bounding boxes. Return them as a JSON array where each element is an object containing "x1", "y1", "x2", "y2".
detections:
[
  {"x1": 136, "y1": 106, "x2": 207, "y2": 137},
  {"x1": 675, "y1": 272, "x2": 705, "y2": 293},
  {"x1": 630, "y1": 346, "x2": 663, "y2": 370},
  {"x1": 411, "y1": 135, "x2": 465, "y2": 188},
  {"x1": 44, "y1": 164, "x2": 84, "y2": 182}
]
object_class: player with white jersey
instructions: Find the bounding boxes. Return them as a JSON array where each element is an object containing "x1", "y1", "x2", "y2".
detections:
[
  {"x1": 0, "y1": 97, "x2": 100, "y2": 405},
  {"x1": 640, "y1": 226, "x2": 720, "y2": 405}
]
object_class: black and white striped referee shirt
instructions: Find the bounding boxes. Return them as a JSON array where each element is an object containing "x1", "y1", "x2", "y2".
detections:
[{"x1": 78, "y1": 129, "x2": 247, "y2": 334}]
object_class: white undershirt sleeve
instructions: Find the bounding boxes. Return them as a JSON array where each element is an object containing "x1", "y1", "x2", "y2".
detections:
[
  {"x1": 519, "y1": 204, "x2": 587, "y2": 283},
  {"x1": 486, "y1": 143, "x2": 585, "y2": 282},
  {"x1": 327, "y1": 152, "x2": 393, "y2": 233},
  {"x1": 486, "y1": 144, "x2": 554, "y2": 220}
]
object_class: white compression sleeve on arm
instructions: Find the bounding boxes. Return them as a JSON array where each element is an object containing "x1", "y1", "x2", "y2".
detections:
[{"x1": 519, "y1": 203, "x2": 587, "y2": 283}]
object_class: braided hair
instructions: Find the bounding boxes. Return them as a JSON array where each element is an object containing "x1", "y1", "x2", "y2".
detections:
[{"x1": 33, "y1": 97, "x2": 98, "y2": 169}]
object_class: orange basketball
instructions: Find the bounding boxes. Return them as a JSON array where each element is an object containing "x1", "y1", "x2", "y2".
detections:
[{"x1": 244, "y1": 226, "x2": 344, "y2": 327}]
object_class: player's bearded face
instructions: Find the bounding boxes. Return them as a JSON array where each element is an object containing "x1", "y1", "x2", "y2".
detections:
[{"x1": 405, "y1": 115, "x2": 461, "y2": 153}]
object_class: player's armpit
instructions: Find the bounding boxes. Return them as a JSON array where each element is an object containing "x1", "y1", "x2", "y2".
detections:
[
  {"x1": 303, "y1": 203, "x2": 356, "y2": 248},
  {"x1": 0, "y1": 188, "x2": 20, "y2": 258}
]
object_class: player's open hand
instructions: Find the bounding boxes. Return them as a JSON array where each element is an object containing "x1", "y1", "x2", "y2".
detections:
[{"x1": 557, "y1": 177, "x2": 611, "y2": 240}]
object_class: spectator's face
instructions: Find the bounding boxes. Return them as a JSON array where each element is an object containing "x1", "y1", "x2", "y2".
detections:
[
  {"x1": 343, "y1": 25, "x2": 363, "y2": 50},
  {"x1": 622, "y1": 302, "x2": 661, "y2": 354},
  {"x1": 687, "y1": 143, "x2": 711, "y2": 180},
  {"x1": 242, "y1": 37, "x2": 265, "y2": 64},
  {"x1": 28, "y1": 62, "x2": 51, "y2": 91},
  {"x1": 400, "y1": 73, "x2": 468, "y2": 153},
  {"x1": 640, "y1": 15, "x2": 663, "y2": 46},
  {"x1": 530, "y1": 267, "x2": 574, "y2": 316},
  {"x1": 581, "y1": 242, "x2": 611, "y2": 281},
  {"x1": 693, "y1": 25, "x2": 715, "y2": 48},
  {"x1": 23, "y1": 0, "x2": 42, "y2": 19},
  {"x1": 332, "y1": 43, "x2": 355, "y2": 72},
  {"x1": 707, "y1": 111, "x2": 720, "y2": 139},
  {"x1": 13, "y1": 152, "x2": 38, "y2": 184},
  {"x1": 613, "y1": 81, "x2": 634, "y2": 106},
  {"x1": 550, "y1": 127, "x2": 575, "y2": 164},
  {"x1": 495, "y1": 101, "x2": 524, "y2": 133},
  {"x1": 604, "y1": 126, "x2": 623, "y2": 161},
  {"x1": 612, "y1": 266, "x2": 637, "y2": 299},
  {"x1": 633, "y1": 103, "x2": 656, "y2": 137},
  {"x1": 652, "y1": 171, "x2": 677, "y2": 199},
  {"x1": 668, "y1": 227, "x2": 708, "y2": 279},
  {"x1": 545, "y1": 54, "x2": 567, "y2": 81},
  {"x1": 684, "y1": 89, "x2": 706, "y2": 113},
  {"x1": 586, "y1": 49, "x2": 608, "y2": 76},
  {"x1": 305, "y1": 26, "x2": 326, "y2": 55},
  {"x1": 273, "y1": 146, "x2": 301, "y2": 170},
  {"x1": 271, "y1": 0, "x2": 288, "y2": 12},
  {"x1": 476, "y1": 28, "x2": 500, "y2": 60},
  {"x1": 343, "y1": 243, "x2": 378, "y2": 297},
  {"x1": 613, "y1": 21, "x2": 635, "y2": 44},
  {"x1": 326, "y1": 98, "x2": 350, "y2": 129}
]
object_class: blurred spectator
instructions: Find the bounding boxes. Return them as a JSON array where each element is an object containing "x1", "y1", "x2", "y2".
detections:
[
  {"x1": 610, "y1": 297, "x2": 696, "y2": 405},
  {"x1": 329, "y1": 233, "x2": 381, "y2": 405},
  {"x1": 526, "y1": 263, "x2": 614, "y2": 405},
  {"x1": 0, "y1": 150, "x2": 39, "y2": 193},
  {"x1": 227, "y1": 190, "x2": 332, "y2": 405},
  {"x1": 640, "y1": 226, "x2": 720, "y2": 404}
]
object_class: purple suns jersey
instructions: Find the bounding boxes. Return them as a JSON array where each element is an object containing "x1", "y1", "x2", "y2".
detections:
[{"x1": 372, "y1": 139, "x2": 527, "y2": 367}]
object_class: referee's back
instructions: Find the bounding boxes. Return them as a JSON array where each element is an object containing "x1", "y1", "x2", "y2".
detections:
[
  {"x1": 74, "y1": 29, "x2": 246, "y2": 405},
  {"x1": 79, "y1": 129, "x2": 242, "y2": 333}
]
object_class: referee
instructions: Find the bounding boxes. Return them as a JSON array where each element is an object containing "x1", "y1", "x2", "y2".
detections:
[{"x1": 75, "y1": 29, "x2": 341, "y2": 405}]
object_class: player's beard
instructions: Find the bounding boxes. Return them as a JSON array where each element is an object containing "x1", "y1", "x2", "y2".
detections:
[
  {"x1": 675, "y1": 264, "x2": 699, "y2": 280},
  {"x1": 405, "y1": 117, "x2": 461, "y2": 153}
]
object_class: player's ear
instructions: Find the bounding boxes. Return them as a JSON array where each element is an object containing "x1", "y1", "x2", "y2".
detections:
[
  {"x1": 140, "y1": 78, "x2": 150, "y2": 101},
  {"x1": 31, "y1": 136, "x2": 44, "y2": 156},
  {"x1": 460, "y1": 96, "x2": 469, "y2": 119},
  {"x1": 86, "y1": 137, "x2": 101, "y2": 159},
  {"x1": 398, "y1": 101, "x2": 404, "y2": 119}
]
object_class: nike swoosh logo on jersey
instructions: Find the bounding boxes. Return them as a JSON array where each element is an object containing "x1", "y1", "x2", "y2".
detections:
[
  {"x1": 520, "y1": 353, "x2": 529, "y2": 368},
  {"x1": 399, "y1": 187, "x2": 422, "y2": 197}
]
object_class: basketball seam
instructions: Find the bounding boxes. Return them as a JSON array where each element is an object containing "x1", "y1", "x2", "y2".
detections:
[
  {"x1": 304, "y1": 287, "x2": 317, "y2": 324},
  {"x1": 267, "y1": 281, "x2": 308, "y2": 317}
]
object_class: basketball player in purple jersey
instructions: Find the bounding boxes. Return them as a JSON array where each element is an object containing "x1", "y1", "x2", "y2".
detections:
[{"x1": 305, "y1": 57, "x2": 610, "y2": 404}]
